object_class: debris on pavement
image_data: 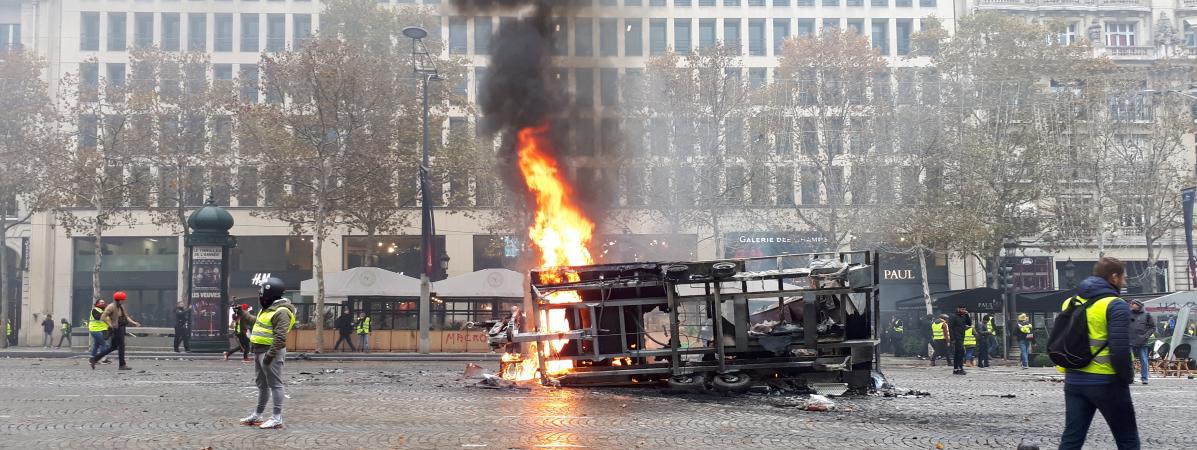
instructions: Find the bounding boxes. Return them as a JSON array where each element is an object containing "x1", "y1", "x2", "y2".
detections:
[
  {"x1": 463, "y1": 362, "x2": 486, "y2": 379},
  {"x1": 474, "y1": 374, "x2": 531, "y2": 391},
  {"x1": 320, "y1": 368, "x2": 344, "y2": 374},
  {"x1": 981, "y1": 394, "x2": 1017, "y2": 398},
  {"x1": 804, "y1": 394, "x2": 836, "y2": 411},
  {"x1": 874, "y1": 385, "x2": 931, "y2": 398}
]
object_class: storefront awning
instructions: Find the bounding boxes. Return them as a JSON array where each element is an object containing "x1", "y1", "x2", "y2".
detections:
[
  {"x1": 432, "y1": 268, "x2": 526, "y2": 298},
  {"x1": 895, "y1": 288, "x2": 1005, "y2": 313},
  {"x1": 299, "y1": 267, "x2": 421, "y2": 297}
]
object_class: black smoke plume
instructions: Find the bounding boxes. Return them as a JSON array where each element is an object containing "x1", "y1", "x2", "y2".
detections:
[{"x1": 448, "y1": 0, "x2": 554, "y2": 14}]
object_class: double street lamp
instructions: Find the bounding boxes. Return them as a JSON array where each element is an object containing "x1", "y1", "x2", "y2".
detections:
[{"x1": 403, "y1": 26, "x2": 444, "y2": 354}]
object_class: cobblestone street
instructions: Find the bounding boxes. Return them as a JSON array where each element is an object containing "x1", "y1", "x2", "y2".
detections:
[{"x1": 0, "y1": 355, "x2": 1194, "y2": 449}]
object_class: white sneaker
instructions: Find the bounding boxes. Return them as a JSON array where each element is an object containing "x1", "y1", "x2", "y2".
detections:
[
  {"x1": 239, "y1": 414, "x2": 263, "y2": 426},
  {"x1": 259, "y1": 416, "x2": 284, "y2": 429}
]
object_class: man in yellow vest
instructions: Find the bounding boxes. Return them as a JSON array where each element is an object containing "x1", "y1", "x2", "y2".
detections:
[
  {"x1": 1058, "y1": 257, "x2": 1138, "y2": 450},
  {"x1": 929, "y1": 315, "x2": 950, "y2": 366},
  {"x1": 355, "y1": 312, "x2": 371, "y2": 353},
  {"x1": 963, "y1": 326, "x2": 977, "y2": 367},
  {"x1": 87, "y1": 299, "x2": 110, "y2": 364},
  {"x1": 236, "y1": 277, "x2": 295, "y2": 430}
]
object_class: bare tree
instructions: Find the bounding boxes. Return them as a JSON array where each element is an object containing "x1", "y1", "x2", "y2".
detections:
[
  {"x1": 0, "y1": 50, "x2": 57, "y2": 347},
  {"x1": 765, "y1": 30, "x2": 891, "y2": 252},
  {"x1": 46, "y1": 58, "x2": 148, "y2": 304},
  {"x1": 624, "y1": 44, "x2": 759, "y2": 257}
]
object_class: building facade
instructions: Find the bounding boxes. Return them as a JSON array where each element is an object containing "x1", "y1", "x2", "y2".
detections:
[{"x1": 3, "y1": 0, "x2": 1187, "y2": 345}]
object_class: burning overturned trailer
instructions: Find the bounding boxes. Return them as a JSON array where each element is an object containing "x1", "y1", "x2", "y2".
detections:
[{"x1": 474, "y1": 251, "x2": 880, "y2": 392}]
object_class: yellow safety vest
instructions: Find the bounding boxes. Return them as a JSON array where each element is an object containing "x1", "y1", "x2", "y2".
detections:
[
  {"x1": 1019, "y1": 323, "x2": 1032, "y2": 334},
  {"x1": 88, "y1": 307, "x2": 109, "y2": 332},
  {"x1": 964, "y1": 327, "x2": 976, "y2": 347},
  {"x1": 356, "y1": 317, "x2": 371, "y2": 334},
  {"x1": 249, "y1": 306, "x2": 296, "y2": 346},
  {"x1": 5, "y1": 322, "x2": 10, "y2": 336},
  {"x1": 931, "y1": 321, "x2": 945, "y2": 340},
  {"x1": 61, "y1": 322, "x2": 70, "y2": 334},
  {"x1": 1057, "y1": 295, "x2": 1118, "y2": 375},
  {"x1": 894, "y1": 325, "x2": 904, "y2": 333}
]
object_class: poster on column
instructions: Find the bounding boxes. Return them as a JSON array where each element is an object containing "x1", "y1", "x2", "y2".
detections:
[{"x1": 190, "y1": 246, "x2": 224, "y2": 338}]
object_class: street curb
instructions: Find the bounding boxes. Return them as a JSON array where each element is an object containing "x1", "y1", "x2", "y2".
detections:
[{"x1": 0, "y1": 350, "x2": 501, "y2": 362}]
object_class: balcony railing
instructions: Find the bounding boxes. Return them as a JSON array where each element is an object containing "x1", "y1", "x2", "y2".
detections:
[
  {"x1": 1105, "y1": 46, "x2": 1155, "y2": 57},
  {"x1": 1182, "y1": 0, "x2": 1197, "y2": 8}
]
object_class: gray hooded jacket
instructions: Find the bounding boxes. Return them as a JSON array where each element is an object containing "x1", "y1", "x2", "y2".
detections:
[{"x1": 1128, "y1": 300, "x2": 1155, "y2": 347}]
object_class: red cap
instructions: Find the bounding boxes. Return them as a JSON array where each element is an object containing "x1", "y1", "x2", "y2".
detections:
[
  {"x1": 241, "y1": 303, "x2": 249, "y2": 310},
  {"x1": 113, "y1": 291, "x2": 127, "y2": 301}
]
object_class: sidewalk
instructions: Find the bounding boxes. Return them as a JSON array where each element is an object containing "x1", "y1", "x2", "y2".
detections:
[{"x1": 0, "y1": 346, "x2": 500, "y2": 362}]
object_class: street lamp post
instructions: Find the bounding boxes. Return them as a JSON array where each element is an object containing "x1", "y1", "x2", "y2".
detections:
[
  {"x1": 404, "y1": 26, "x2": 441, "y2": 354},
  {"x1": 1063, "y1": 258, "x2": 1077, "y2": 290},
  {"x1": 1000, "y1": 236, "x2": 1019, "y2": 359}
]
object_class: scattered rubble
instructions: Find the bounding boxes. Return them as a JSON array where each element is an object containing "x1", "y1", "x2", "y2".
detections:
[
  {"x1": 981, "y1": 394, "x2": 1017, "y2": 399},
  {"x1": 463, "y1": 363, "x2": 486, "y2": 379},
  {"x1": 475, "y1": 374, "x2": 530, "y2": 391},
  {"x1": 320, "y1": 368, "x2": 344, "y2": 374}
]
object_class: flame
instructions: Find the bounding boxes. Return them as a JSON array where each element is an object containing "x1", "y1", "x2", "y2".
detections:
[{"x1": 501, "y1": 125, "x2": 596, "y2": 382}]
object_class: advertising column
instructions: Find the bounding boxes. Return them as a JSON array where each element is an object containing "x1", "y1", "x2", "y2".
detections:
[{"x1": 189, "y1": 246, "x2": 225, "y2": 339}]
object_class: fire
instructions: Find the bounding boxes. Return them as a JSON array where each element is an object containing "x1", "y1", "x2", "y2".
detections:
[{"x1": 501, "y1": 125, "x2": 596, "y2": 382}]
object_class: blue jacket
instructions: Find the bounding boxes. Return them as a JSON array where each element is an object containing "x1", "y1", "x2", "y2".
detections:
[{"x1": 1065, "y1": 276, "x2": 1133, "y2": 385}]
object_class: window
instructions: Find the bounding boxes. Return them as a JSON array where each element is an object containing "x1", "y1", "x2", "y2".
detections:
[
  {"x1": 847, "y1": 19, "x2": 864, "y2": 35},
  {"x1": 749, "y1": 67, "x2": 766, "y2": 88},
  {"x1": 574, "y1": 119, "x2": 595, "y2": 156},
  {"x1": 797, "y1": 19, "x2": 814, "y2": 37},
  {"x1": 600, "y1": 18, "x2": 618, "y2": 56},
  {"x1": 724, "y1": 19, "x2": 740, "y2": 55},
  {"x1": 134, "y1": 13, "x2": 153, "y2": 49},
  {"x1": 240, "y1": 65, "x2": 258, "y2": 102},
  {"x1": 677, "y1": 0, "x2": 693, "y2": 5},
  {"x1": 552, "y1": 18, "x2": 568, "y2": 56},
  {"x1": 775, "y1": 0, "x2": 790, "y2": 5},
  {"x1": 800, "y1": 167, "x2": 818, "y2": 205},
  {"x1": 162, "y1": 13, "x2": 180, "y2": 52},
  {"x1": 1050, "y1": 23, "x2": 1078, "y2": 46},
  {"x1": 872, "y1": 0, "x2": 887, "y2": 4},
  {"x1": 796, "y1": 0, "x2": 813, "y2": 4},
  {"x1": 701, "y1": 0, "x2": 716, "y2": 4},
  {"x1": 625, "y1": 19, "x2": 643, "y2": 56},
  {"x1": 576, "y1": 68, "x2": 594, "y2": 108},
  {"x1": 600, "y1": 68, "x2": 618, "y2": 105},
  {"x1": 294, "y1": 14, "x2": 313, "y2": 47},
  {"x1": 79, "y1": 12, "x2": 99, "y2": 50},
  {"x1": 776, "y1": 167, "x2": 794, "y2": 205},
  {"x1": 725, "y1": 0, "x2": 741, "y2": 4},
  {"x1": 1187, "y1": 22, "x2": 1197, "y2": 47},
  {"x1": 748, "y1": 19, "x2": 765, "y2": 56},
  {"x1": 823, "y1": 0, "x2": 838, "y2": 5},
  {"x1": 79, "y1": 63, "x2": 99, "y2": 101},
  {"x1": 475, "y1": 16, "x2": 492, "y2": 55},
  {"x1": 675, "y1": 19, "x2": 692, "y2": 54},
  {"x1": 847, "y1": 0, "x2": 862, "y2": 5},
  {"x1": 448, "y1": 17, "x2": 467, "y2": 54},
  {"x1": 823, "y1": 18, "x2": 840, "y2": 31},
  {"x1": 214, "y1": 64, "x2": 233, "y2": 82},
  {"x1": 650, "y1": 19, "x2": 667, "y2": 55},
  {"x1": 896, "y1": 0, "x2": 911, "y2": 5},
  {"x1": 699, "y1": 19, "x2": 717, "y2": 51},
  {"x1": 475, "y1": 67, "x2": 488, "y2": 102},
  {"x1": 0, "y1": 24, "x2": 18, "y2": 49},
  {"x1": 214, "y1": 14, "x2": 233, "y2": 51},
  {"x1": 108, "y1": 13, "x2": 126, "y2": 51},
  {"x1": 1106, "y1": 23, "x2": 1136, "y2": 47},
  {"x1": 576, "y1": 17, "x2": 593, "y2": 56},
  {"x1": 241, "y1": 14, "x2": 259, "y2": 52},
  {"x1": 188, "y1": 13, "x2": 207, "y2": 51},
  {"x1": 600, "y1": 118, "x2": 620, "y2": 155},
  {"x1": 773, "y1": 19, "x2": 789, "y2": 55},
  {"x1": 238, "y1": 167, "x2": 259, "y2": 207},
  {"x1": 872, "y1": 19, "x2": 889, "y2": 55},
  {"x1": 919, "y1": 0, "x2": 935, "y2": 5},
  {"x1": 266, "y1": 14, "x2": 285, "y2": 52},
  {"x1": 896, "y1": 19, "x2": 912, "y2": 55},
  {"x1": 750, "y1": 0, "x2": 766, "y2": 5}
]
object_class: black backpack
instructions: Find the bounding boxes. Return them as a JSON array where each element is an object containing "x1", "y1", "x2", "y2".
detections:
[{"x1": 1048, "y1": 296, "x2": 1109, "y2": 369}]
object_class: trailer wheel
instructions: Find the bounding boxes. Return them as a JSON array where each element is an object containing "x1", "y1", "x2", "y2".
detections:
[
  {"x1": 667, "y1": 373, "x2": 708, "y2": 390},
  {"x1": 711, "y1": 372, "x2": 752, "y2": 392}
]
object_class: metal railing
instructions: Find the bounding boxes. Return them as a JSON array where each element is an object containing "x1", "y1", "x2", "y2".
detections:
[{"x1": 1105, "y1": 46, "x2": 1154, "y2": 57}]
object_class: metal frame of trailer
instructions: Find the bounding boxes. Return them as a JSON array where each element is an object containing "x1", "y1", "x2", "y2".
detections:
[{"x1": 504, "y1": 250, "x2": 880, "y2": 391}]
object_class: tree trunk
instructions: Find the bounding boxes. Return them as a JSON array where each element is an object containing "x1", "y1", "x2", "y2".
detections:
[
  {"x1": 362, "y1": 224, "x2": 377, "y2": 267},
  {"x1": 177, "y1": 199, "x2": 190, "y2": 306},
  {"x1": 91, "y1": 208, "x2": 105, "y2": 303},
  {"x1": 916, "y1": 240, "x2": 933, "y2": 316},
  {"x1": 1144, "y1": 233, "x2": 1158, "y2": 294},
  {"x1": 313, "y1": 213, "x2": 326, "y2": 353},
  {"x1": 0, "y1": 205, "x2": 8, "y2": 348}
]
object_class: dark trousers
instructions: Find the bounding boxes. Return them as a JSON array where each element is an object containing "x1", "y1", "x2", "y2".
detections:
[
  {"x1": 226, "y1": 334, "x2": 250, "y2": 359},
  {"x1": 57, "y1": 334, "x2": 71, "y2": 347},
  {"x1": 930, "y1": 340, "x2": 948, "y2": 364},
  {"x1": 93, "y1": 328, "x2": 126, "y2": 367},
  {"x1": 952, "y1": 343, "x2": 965, "y2": 371},
  {"x1": 1059, "y1": 383, "x2": 1140, "y2": 450},
  {"x1": 173, "y1": 327, "x2": 190, "y2": 352},
  {"x1": 334, "y1": 330, "x2": 356, "y2": 352},
  {"x1": 976, "y1": 339, "x2": 990, "y2": 368}
]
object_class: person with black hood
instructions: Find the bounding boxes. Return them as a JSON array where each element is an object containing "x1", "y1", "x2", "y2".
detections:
[
  {"x1": 947, "y1": 305, "x2": 973, "y2": 375},
  {"x1": 333, "y1": 309, "x2": 356, "y2": 352},
  {"x1": 236, "y1": 277, "x2": 296, "y2": 430},
  {"x1": 1128, "y1": 299, "x2": 1154, "y2": 385},
  {"x1": 1057, "y1": 257, "x2": 1138, "y2": 450},
  {"x1": 173, "y1": 302, "x2": 191, "y2": 353}
]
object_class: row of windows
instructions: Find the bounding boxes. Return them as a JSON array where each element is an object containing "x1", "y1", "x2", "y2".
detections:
[
  {"x1": 79, "y1": 12, "x2": 312, "y2": 53},
  {"x1": 62, "y1": 160, "x2": 927, "y2": 211},
  {"x1": 449, "y1": 16, "x2": 919, "y2": 58},
  {"x1": 78, "y1": 62, "x2": 264, "y2": 102}
]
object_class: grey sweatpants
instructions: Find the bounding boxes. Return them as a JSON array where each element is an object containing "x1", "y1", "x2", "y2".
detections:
[{"x1": 254, "y1": 349, "x2": 286, "y2": 417}]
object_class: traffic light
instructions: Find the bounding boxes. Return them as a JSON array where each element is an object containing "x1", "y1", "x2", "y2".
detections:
[{"x1": 998, "y1": 266, "x2": 1015, "y2": 290}]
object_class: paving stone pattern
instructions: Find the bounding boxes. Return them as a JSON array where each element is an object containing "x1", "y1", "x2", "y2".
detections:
[{"x1": 0, "y1": 356, "x2": 1193, "y2": 449}]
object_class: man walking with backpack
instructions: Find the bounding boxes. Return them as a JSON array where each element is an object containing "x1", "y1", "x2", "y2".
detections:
[{"x1": 1054, "y1": 257, "x2": 1138, "y2": 450}]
